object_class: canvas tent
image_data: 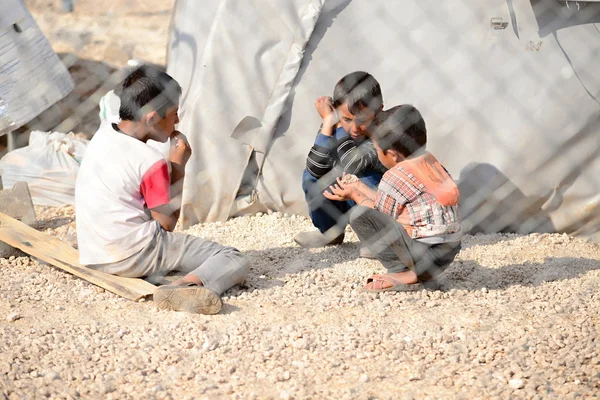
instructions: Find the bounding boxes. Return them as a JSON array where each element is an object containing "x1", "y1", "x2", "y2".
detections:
[
  {"x1": 0, "y1": 0, "x2": 74, "y2": 149},
  {"x1": 166, "y1": 0, "x2": 600, "y2": 241}
]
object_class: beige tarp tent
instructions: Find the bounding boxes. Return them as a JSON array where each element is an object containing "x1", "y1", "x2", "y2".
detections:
[{"x1": 167, "y1": 0, "x2": 600, "y2": 241}]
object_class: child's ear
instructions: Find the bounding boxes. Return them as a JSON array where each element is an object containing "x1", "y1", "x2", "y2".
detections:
[
  {"x1": 388, "y1": 149, "x2": 404, "y2": 163},
  {"x1": 146, "y1": 111, "x2": 160, "y2": 126}
]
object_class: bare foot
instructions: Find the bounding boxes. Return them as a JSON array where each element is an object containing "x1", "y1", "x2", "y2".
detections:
[{"x1": 363, "y1": 270, "x2": 418, "y2": 290}]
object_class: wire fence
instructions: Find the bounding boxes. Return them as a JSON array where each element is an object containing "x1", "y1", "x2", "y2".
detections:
[
  {"x1": 0, "y1": 0, "x2": 600, "y2": 396},
  {"x1": 1, "y1": 0, "x2": 599, "y2": 242}
]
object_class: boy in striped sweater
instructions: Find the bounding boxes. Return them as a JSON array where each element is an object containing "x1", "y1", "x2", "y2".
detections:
[{"x1": 294, "y1": 71, "x2": 387, "y2": 249}]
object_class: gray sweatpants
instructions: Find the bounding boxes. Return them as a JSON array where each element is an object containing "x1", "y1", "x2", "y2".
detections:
[
  {"x1": 89, "y1": 222, "x2": 249, "y2": 295},
  {"x1": 349, "y1": 206, "x2": 461, "y2": 281}
]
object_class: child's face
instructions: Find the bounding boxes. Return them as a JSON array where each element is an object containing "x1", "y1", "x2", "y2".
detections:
[
  {"x1": 337, "y1": 103, "x2": 376, "y2": 142},
  {"x1": 149, "y1": 105, "x2": 180, "y2": 143},
  {"x1": 373, "y1": 140, "x2": 401, "y2": 169}
]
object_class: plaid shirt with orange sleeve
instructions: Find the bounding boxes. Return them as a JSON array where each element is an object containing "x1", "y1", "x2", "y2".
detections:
[{"x1": 374, "y1": 152, "x2": 461, "y2": 239}]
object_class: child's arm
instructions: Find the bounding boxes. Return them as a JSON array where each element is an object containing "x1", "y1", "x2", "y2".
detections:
[
  {"x1": 336, "y1": 136, "x2": 382, "y2": 176},
  {"x1": 150, "y1": 132, "x2": 191, "y2": 231},
  {"x1": 305, "y1": 97, "x2": 339, "y2": 178},
  {"x1": 306, "y1": 129, "x2": 335, "y2": 178},
  {"x1": 351, "y1": 181, "x2": 378, "y2": 207},
  {"x1": 323, "y1": 176, "x2": 378, "y2": 208}
]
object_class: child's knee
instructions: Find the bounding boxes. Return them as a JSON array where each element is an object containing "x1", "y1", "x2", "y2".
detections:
[
  {"x1": 225, "y1": 247, "x2": 250, "y2": 278},
  {"x1": 348, "y1": 205, "x2": 373, "y2": 225},
  {"x1": 301, "y1": 170, "x2": 318, "y2": 192},
  {"x1": 236, "y1": 256, "x2": 250, "y2": 281}
]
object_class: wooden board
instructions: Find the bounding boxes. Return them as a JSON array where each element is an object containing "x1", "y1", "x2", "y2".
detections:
[{"x1": 0, "y1": 212, "x2": 156, "y2": 301}]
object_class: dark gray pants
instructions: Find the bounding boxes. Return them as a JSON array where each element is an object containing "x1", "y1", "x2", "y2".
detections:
[
  {"x1": 89, "y1": 222, "x2": 249, "y2": 295},
  {"x1": 349, "y1": 206, "x2": 461, "y2": 281}
]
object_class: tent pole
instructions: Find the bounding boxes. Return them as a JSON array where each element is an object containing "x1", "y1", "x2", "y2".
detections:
[{"x1": 6, "y1": 130, "x2": 15, "y2": 152}]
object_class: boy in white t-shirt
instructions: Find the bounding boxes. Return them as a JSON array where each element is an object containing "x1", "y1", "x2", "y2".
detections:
[{"x1": 76, "y1": 66, "x2": 249, "y2": 314}]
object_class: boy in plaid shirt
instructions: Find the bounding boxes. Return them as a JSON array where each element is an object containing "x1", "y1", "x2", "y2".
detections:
[{"x1": 324, "y1": 105, "x2": 461, "y2": 292}]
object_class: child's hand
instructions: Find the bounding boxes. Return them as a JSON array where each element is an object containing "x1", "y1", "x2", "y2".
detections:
[
  {"x1": 169, "y1": 131, "x2": 192, "y2": 166},
  {"x1": 323, "y1": 177, "x2": 356, "y2": 201},
  {"x1": 315, "y1": 96, "x2": 338, "y2": 128}
]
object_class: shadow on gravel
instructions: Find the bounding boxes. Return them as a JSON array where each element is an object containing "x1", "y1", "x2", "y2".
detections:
[
  {"x1": 236, "y1": 245, "x2": 600, "y2": 296},
  {"x1": 440, "y1": 257, "x2": 600, "y2": 291},
  {"x1": 144, "y1": 241, "x2": 599, "y2": 301},
  {"x1": 239, "y1": 242, "x2": 363, "y2": 290},
  {"x1": 138, "y1": 243, "x2": 362, "y2": 300}
]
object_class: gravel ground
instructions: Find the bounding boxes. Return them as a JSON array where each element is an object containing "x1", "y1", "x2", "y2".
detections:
[
  {"x1": 1, "y1": 206, "x2": 599, "y2": 399},
  {"x1": 25, "y1": 0, "x2": 174, "y2": 67}
]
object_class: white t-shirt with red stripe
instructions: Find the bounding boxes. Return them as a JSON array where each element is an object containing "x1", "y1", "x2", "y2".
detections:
[{"x1": 75, "y1": 123, "x2": 171, "y2": 265}]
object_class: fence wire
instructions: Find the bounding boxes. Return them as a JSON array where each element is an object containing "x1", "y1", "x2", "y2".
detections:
[{"x1": 1, "y1": 0, "x2": 599, "y2": 242}]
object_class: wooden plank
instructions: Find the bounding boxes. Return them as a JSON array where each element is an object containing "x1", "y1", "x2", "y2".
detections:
[{"x1": 0, "y1": 212, "x2": 156, "y2": 301}]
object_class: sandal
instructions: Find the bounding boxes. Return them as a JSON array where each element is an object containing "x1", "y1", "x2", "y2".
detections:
[
  {"x1": 360, "y1": 273, "x2": 425, "y2": 293},
  {"x1": 153, "y1": 283, "x2": 223, "y2": 315}
]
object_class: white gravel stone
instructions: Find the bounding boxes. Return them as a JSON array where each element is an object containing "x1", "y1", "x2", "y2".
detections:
[
  {"x1": 509, "y1": 378, "x2": 525, "y2": 389},
  {"x1": 6, "y1": 312, "x2": 21, "y2": 322},
  {"x1": 0, "y1": 205, "x2": 598, "y2": 399}
]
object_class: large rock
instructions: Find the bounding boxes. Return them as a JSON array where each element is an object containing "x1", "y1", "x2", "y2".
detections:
[{"x1": 0, "y1": 181, "x2": 36, "y2": 258}]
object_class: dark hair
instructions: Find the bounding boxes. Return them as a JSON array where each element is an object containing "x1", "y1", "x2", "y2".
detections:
[
  {"x1": 117, "y1": 65, "x2": 182, "y2": 121},
  {"x1": 371, "y1": 105, "x2": 427, "y2": 157},
  {"x1": 332, "y1": 71, "x2": 383, "y2": 115}
]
